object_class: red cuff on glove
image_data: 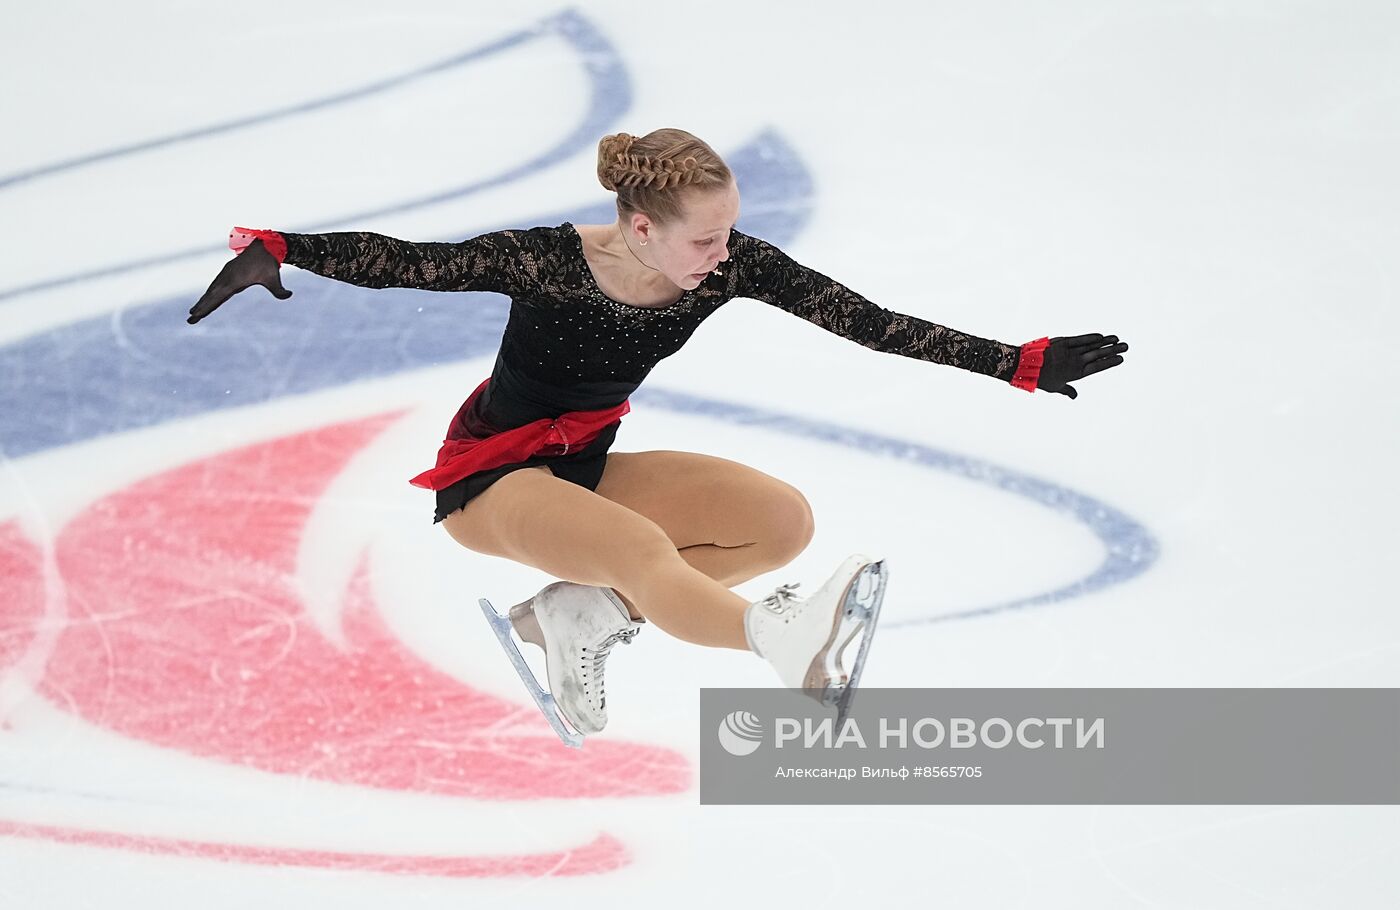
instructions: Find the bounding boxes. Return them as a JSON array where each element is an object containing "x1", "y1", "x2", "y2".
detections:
[
  {"x1": 1011, "y1": 337, "x2": 1050, "y2": 392},
  {"x1": 229, "y1": 226, "x2": 288, "y2": 264}
]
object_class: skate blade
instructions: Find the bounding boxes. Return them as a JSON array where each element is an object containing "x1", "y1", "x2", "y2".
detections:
[
  {"x1": 816, "y1": 561, "x2": 887, "y2": 725},
  {"x1": 479, "y1": 597, "x2": 585, "y2": 749},
  {"x1": 799, "y1": 555, "x2": 879, "y2": 675},
  {"x1": 802, "y1": 559, "x2": 882, "y2": 687}
]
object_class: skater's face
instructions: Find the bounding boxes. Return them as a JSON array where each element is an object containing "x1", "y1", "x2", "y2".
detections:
[{"x1": 624, "y1": 180, "x2": 740, "y2": 289}]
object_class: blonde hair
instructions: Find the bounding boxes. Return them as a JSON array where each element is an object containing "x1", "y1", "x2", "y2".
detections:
[{"x1": 596, "y1": 128, "x2": 733, "y2": 226}]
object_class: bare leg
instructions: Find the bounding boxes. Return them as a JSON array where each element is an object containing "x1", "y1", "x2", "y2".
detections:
[
  {"x1": 592, "y1": 542, "x2": 756, "y2": 618},
  {"x1": 585, "y1": 450, "x2": 818, "y2": 631},
  {"x1": 442, "y1": 467, "x2": 756, "y2": 649},
  {"x1": 620, "y1": 558, "x2": 752, "y2": 650}
]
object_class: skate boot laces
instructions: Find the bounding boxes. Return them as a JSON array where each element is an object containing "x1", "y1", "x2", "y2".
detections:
[
  {"x1": 581, "y1": 625, "x2": 641, "y2": 708},
  {"x1": 759, "y1": 581, "x2": 803, "y2": 615}
]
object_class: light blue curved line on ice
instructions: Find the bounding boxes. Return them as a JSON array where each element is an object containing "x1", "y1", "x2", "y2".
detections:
[
  {"x1": 0, "y1": 9, "x2": 578, "y2": 190},
  {"x1": 0, "y1": 9, "x2": 624, "y2": 303},
  {"x1": 632, "y1": 386, "x2": 1159, "y2": 627}
]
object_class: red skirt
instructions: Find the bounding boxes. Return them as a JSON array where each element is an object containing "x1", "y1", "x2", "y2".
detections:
[{"x1": 408, "y1": 376, "x2": 630, "y2": 492}]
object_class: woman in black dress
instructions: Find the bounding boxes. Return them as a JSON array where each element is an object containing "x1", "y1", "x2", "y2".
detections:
[{"x1": 189, "y1": 128, "x2": 1127, "y2": 744}]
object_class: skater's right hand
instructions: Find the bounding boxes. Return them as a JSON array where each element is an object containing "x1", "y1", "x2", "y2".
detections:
[{"x1": 186, "y1": 238, "x2": 292, "y2": 325}]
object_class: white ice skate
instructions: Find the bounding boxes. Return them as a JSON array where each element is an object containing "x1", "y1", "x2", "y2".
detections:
[
  {"x1": 479, "y1": 581, "x2": 643, "y2": 748},
  {"x1": 744, "y1": 553, "x2": 888, "y2": 724}
]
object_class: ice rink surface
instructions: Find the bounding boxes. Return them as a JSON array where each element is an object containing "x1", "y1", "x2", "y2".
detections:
[{"x1": 2, "y1": 0, "x2": 1397, "y2": 905}]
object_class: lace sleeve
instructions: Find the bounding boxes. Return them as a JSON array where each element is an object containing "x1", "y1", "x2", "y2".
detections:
[
  {"x1": 731, "y1": 231, "x2": 1022, "y2": 382},
  {"x1": 277, "y1": 229, "x2": 537, "y2": 295}
]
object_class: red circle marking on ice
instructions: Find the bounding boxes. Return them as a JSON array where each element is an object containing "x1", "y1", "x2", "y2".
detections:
[
  {"x1": 0, "y1": 413, "x2": 690, "y2": 876},
  {"x1": 0, "y1": 524, "x2": 45, "y2": 732}
]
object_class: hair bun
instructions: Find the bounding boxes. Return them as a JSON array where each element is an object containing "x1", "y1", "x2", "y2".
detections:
[{"x1": 597, "y1": 132, "x2": 639, "y2": 191}]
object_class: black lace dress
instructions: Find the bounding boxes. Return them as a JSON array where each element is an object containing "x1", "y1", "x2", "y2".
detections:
[{"x1": 272, "y1": 222, "x2": 1026, "y2": 522}]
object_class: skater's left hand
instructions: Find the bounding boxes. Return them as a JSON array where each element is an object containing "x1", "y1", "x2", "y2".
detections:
[
  {"x1": 1038, "y1": 333, "x2": 1128, "y2": 399},
  {"x1": 186, "y1": 238, "x2": 292, "y2": 325}
]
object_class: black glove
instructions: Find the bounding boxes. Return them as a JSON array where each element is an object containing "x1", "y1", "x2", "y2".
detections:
[
  {"x1": 1037, "y1": 333, "x2": 1128, "y2": 399},
  {"x1": 186, "y1": 239, "x2": 292, "y2": 325}
]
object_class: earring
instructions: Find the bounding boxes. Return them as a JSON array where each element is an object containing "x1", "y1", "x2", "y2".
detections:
[{"x1": 641, "y1": 240, "x2": 648, "y2": 246}]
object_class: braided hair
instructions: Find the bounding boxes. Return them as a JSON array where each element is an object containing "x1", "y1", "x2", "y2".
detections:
[{"x1": 596, "y1": 128, "x2": 733, "y2": 225}]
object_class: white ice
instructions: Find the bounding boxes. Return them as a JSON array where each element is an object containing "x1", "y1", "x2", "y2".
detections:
[{"x1": 2, "y1": 1, "x2": 1398, "y2": 907}]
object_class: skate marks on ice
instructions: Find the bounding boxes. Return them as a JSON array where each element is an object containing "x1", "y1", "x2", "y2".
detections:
[
  {"x1": 0, "y1": 3, "x2": 819, "y2": 876},
  {"x1": 0, "y1": 414, "x2": 690, "y2": 876}
]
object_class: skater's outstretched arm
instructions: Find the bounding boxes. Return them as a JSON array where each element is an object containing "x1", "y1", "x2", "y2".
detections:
[
  {"x1": 729, "y1": 230, "x2": 1127, "y2": 396},
  {"x1": 187, "y1": 226, "x2": 537, "y2": 324}
]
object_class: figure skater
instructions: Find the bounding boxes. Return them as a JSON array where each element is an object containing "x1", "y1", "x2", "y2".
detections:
[{"x1": 187, "y1": 128, "x2": 1128, "y2": 746}]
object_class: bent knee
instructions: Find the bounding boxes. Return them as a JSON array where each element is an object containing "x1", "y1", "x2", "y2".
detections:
[{"x1": 755, "y1": 485, "x2": 816, "y2": 567}]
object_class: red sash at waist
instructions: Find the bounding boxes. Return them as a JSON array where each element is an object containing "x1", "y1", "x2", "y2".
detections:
[{"x1": 408, "y1": 376, "x2": 630, "y2": 491}]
